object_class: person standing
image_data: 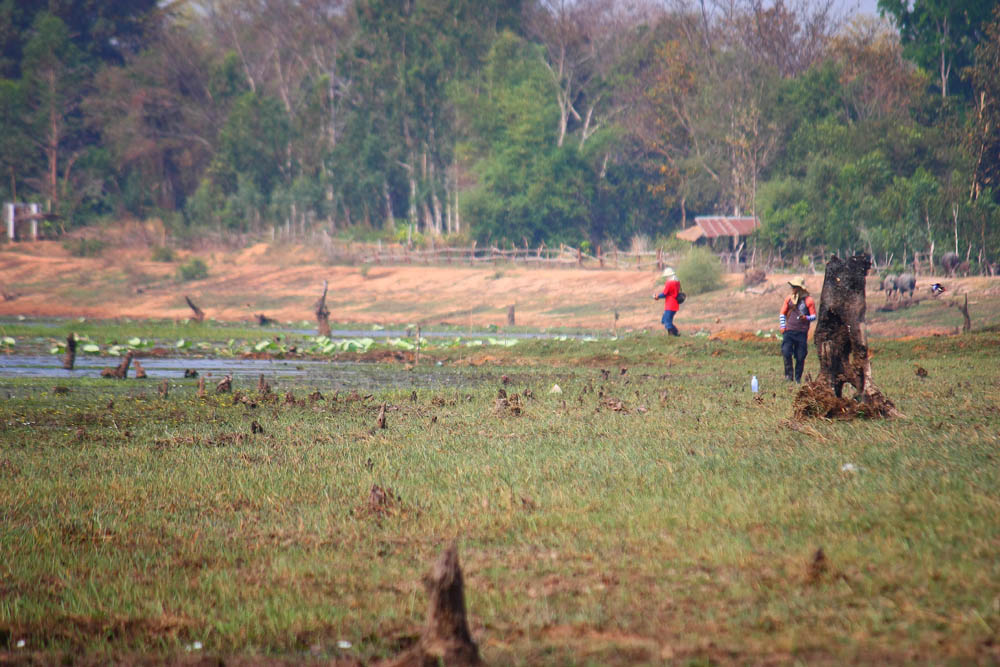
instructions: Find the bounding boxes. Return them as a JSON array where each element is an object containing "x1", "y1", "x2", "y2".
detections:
[
  {"x1": 653, "y1": 267, "x2": 681, "y2": 336},
  {"x1": 779, "y1": 277, "x2": 816, "y2": 382}
]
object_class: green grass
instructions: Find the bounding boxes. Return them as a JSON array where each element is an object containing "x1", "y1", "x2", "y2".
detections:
[{"x1": 1, "y1": 331, "x2": 999, "y2": 664}]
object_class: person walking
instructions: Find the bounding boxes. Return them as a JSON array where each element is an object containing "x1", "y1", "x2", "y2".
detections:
[
  {"x1": 653, "y1": 266, "x2": 682, "y2": 336},
  {"x1": 779, "y1": 277, "x2": 816, "y2": 382}
]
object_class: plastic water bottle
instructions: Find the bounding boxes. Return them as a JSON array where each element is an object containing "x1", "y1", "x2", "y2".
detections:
[{"x1": 751, "y1": 375, "x2": 759, "y2": 394}]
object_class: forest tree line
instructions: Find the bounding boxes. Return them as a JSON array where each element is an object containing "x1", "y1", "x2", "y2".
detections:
[{"x1": 1, "y1": 0, "x2": 999, "y2": 268}]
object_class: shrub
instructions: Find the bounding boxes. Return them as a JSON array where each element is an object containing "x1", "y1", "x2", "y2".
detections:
[
  {"x1": 676, "y1": 246, "x2": 723, "y2": 296},
  {"x1": 150, "y1": 246, "x2": 175, "y2": 262},
  {"x1": 176, "y1": 257, "x2": 208, "y2": 282},
  {"x1": 62, "y1": 238, "x2": 106, "y2": 257}
]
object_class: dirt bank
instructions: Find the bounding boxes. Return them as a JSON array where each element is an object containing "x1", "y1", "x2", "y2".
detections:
[{"x1": 1, "y1": 241, "x2": 997, "y2": 336}]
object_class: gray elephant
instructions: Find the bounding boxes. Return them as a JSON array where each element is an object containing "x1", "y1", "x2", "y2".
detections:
[
  {"x1": 881, "y1": 273, "x2": 898, "y2": 299},
  {"x1": 896, "y1": 272, "x2": 916, "y2": 299},
  {"x1": 940, "y1": 252, "x2": 961, "y2": 276}
]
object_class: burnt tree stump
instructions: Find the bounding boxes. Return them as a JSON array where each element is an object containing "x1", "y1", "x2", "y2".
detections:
[
  {"x1": 314, "y1": 280, "x2": 331, "y2": 337},
  {"x1": 385, "y1": 543, "x2": 481, "y2": 667},
  {"x1": 185, "y1": 296, "x2": 205, "y2": 323},
  {"x1": 62, "y1": 335, "x2": 77, "y2": 370},
  {"x1": 811, "y1": 254, "x2": 900, "y2": 417}
]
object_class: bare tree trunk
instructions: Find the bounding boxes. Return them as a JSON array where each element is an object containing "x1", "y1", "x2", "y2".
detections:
[{"x1": 812, "y1": 254, "x2": 900, "y2": 416}]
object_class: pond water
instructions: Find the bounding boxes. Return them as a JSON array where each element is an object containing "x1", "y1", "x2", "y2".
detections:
[{"x1": 0, "y1": 354, "x2": 480, "y2": 390}]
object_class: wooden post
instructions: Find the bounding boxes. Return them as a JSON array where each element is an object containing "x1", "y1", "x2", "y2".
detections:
[
  {"x1": 578, "y1": 247, "x2": 583, "y2": 267},
  {"x1": 507, "y1": 305, "x2": 515, "y2": 327},
  {"x1": 62, "y1": 334, "x2": 76, "y2": 370},
  {"x1": 813, "y1": 253, "x2": 900, "y2": 416},
  {"x1": 4, "y1": 202, "x2": 14, "y2": 241},
  {"x1": 29, "y1": 203, "x2": 39, "y2": 240},
  {"x1": 185, "y1": 296, "x2": 205, "y2": 323},
  {"x1": 656, "y1": 248, "x2": 663, "y2": 271},
  {"x1": 598, "y1": 244, "x2": 603, "y2": 268},
  {"x1": 314, "y1": 280, "x2": 331, "y2": 337}
]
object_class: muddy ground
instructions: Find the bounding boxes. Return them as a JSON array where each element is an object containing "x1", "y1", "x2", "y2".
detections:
[{"x1": 2, "y1": 240, "x2": 997, "y2": 337}]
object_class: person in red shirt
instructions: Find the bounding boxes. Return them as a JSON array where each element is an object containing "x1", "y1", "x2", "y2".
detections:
[
  {"x1": 653, "y1": 267, "x2": 681, "y2": 336},
  {"x1": 779, "y1": 277, "x2": 816, "y2": 382}
]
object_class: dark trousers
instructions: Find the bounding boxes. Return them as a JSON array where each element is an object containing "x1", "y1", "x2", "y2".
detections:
[
  {"x1": 661, "y1": 309, "x2": 679, "y2": 336},
  {"x1": 781, "y1": 330, "x2": 808, "y2": 382}
]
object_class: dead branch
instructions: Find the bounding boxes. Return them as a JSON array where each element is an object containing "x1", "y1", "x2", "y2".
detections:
[
  {"x1": 185, "y1": 295, "x2": 205, "y2": 323},
  {"x1": 314, "y1": 279, "x2": 331, "y2": 337},
  {"x1": 951, "y1": 294, "x2": 972, "y2": 333}
]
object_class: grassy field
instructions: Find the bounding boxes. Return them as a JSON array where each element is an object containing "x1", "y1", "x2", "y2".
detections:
[{"x1": 2, "y1": 330, "x2": 999, "y2": 665}]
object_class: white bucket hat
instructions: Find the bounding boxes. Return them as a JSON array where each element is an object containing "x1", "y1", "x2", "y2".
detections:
[
  {"x1": 661, "y1": 267, "x2": 676, "y2": 279},
  {"x1": 788, "y1": 277, "x2": 808, "y2": 291}
]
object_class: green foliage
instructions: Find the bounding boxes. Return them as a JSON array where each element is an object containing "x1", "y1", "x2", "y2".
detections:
[
  {"x1": 176, "y1": 257, "x2": 208, "y2": 282},
  {"x1": 878, "y1": 0, "x2": 993, "y2": 99},
  {"x1": 62, "y1": 238, "x2": 106, "y2": 257},
  {"x1": 0, "y1": 0, "x2": 995, "y2": 262},
  {"x1": 676, "y1": 246, "x2": 723, "y2": 296},
  {"x1": 150, "y1": 246, "x2": 174, "y2": 262}
]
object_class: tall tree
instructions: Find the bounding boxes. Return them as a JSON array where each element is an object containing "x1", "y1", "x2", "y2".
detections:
[
  {"x1": 878, "y1": 0, "x2": 993, "y2": 99},
  {"x1": 0, "y1": 0, "x2": 158, "y2": 77},
  {"x1": 19, "y1": 13, "x2": 90, "y2": 214},
  {"x1": 965, "y1": 6, "x2": 1000, "y2": 203}
]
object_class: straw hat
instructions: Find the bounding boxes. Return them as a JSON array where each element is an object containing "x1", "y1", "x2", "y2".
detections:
[
  {"x1": 788, "y1": 277, "x2": 808, "y2": 291},
  {"x1": 661, "y1": 267, "x2": 676, "y2": 279}
]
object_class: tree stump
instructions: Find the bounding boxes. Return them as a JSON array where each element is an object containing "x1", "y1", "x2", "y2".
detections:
[
  {"x1": 100, "y1": 351, "x2": 134, "y2": 379},
  {"x1": 807, "y1": 254, "x2": 900, "y2": 417},
  {"x1": 216, "y1": 374, "x2": 232, "y2": 393},
  {"x1": 314, "y1": 280, "x2": 331, "y2": 337},
  {"x1": 62, "y1": 334, "x2": 77, "y2": 370},
  {"x1": 185, "y1": 296, "x2": 205, "y2": 323},
  {"x1": 385, "y1": 542, "x2": 481, "y2": 667}
]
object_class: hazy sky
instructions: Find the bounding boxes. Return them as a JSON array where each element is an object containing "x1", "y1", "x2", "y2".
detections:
[{"x1": 839, "y1": 0, "x2": 883, "y2": 19}]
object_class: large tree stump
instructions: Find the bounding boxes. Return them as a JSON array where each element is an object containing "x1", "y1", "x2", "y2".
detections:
[
  {"x1": 385, "y1": 543, "x2": 481, "y2": 667},
  {"x1": 806, "y1": 254, "x2": 900, "y2": 417},
  {"x1": 314, "y1": 280, "x2": 331, "y2": 337},
  {"x1": 185, "y1": 296, "x2": 205, "y2": 323},
  {"x1": 62, "y1": 334, "x2": 77, "y2": 370}
]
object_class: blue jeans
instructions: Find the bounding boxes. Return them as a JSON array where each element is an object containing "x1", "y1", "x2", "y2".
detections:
[
  {"x1": 661, "y1": 310, "x2": 679, "y2": 335},
  {"x1": 781, "y1": 330, "x2": 808, "y2": 381}
]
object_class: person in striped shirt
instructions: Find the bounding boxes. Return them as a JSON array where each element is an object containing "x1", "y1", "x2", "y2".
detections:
[{"x1": 779, "y1": 277, "x2": 816, "y2": 382}]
